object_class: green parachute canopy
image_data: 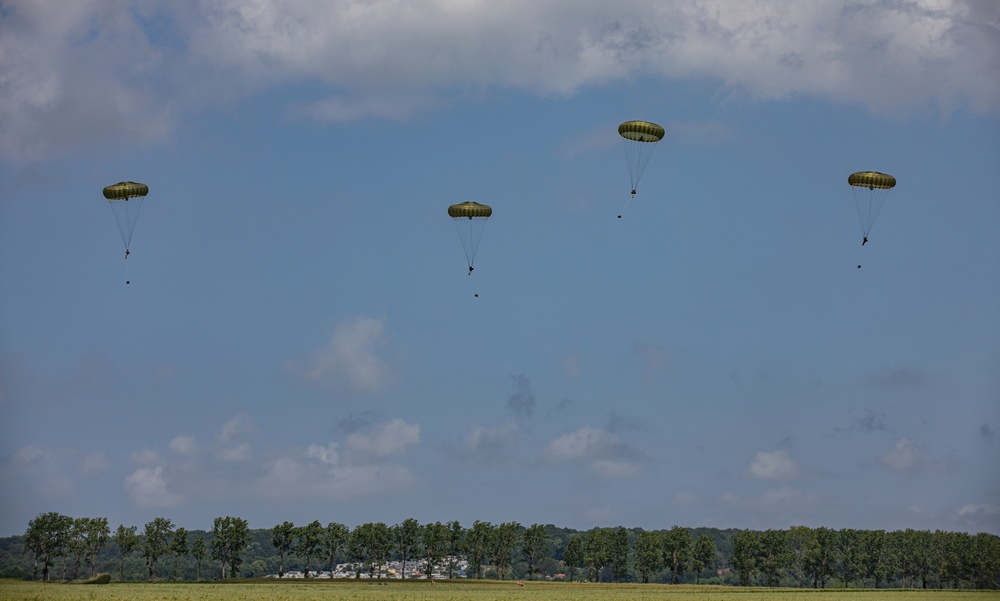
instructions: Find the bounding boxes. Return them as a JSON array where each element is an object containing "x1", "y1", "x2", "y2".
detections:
[
  {"x1": 102, "y1": 181, "x2": 149, "y2": 253},
  {"x1": 848, "y1": 171, "x2": 896, "y2": 243},
  {"x1": 448, "y1": 201, "x2": 491, "y2": 274},
  {"x1": 618, "y1": 121, "x2": 664, "y2": 217}
]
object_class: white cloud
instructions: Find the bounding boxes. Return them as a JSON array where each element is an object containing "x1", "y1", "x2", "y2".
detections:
[
  {"x1": 744, "y1": 449, "x2": 802, "y2": 480},
  {"x1": 545, "y1": 426, "x2": 646, "y2": 477},
  {"x1": 217, "y1": 442, "x2": 252, "y2": 462},
  {"x1": 259, "y1": 420, "x2": 419, "y2": 501},
  {"x1": 957, "y1": 503, "x2": 1000, "y2": 517},
  {"x1": 284, "y1": 316, "x2": 395, "y2": 395},
  {"x1": 259, "y1": 456, "x2": 416, "y2": 502},
  {"x1": 345, "y1": 418, "x2": 420, "y2": 459},
  {"x1": 168, "y1": 435, "x2": 197, "y2": 456},
  {"x1": 3, "y1": 1, "x2": 996, "y2": 161},
  {"x1": 216, "y1": 413, "x2": 255, "y2": 461},
  {"x1": 219, "y1": 413, "x2": 256, "y2": 444},
  {"x1": 124, "y1": 466, "x2": 183, "y2": 508},
  {"x1": 881, "y1": 437, "x2": 927, "y2": 471},
  {"x1": 306, "y1": 443, "x2": 340, "y2": 466}
]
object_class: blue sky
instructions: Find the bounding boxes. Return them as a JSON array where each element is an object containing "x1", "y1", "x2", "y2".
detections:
[{"x1": 1, "y1": 0, "x2": 998, "y2": 537}]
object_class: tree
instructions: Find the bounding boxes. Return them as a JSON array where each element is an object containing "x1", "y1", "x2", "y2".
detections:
[
  {"x1": 662, "y1": 526, "x2": 692, "y2": 584},
  {"x1": 805, "y1": 526, "x2": 837, "y2": 588},
  {"x1": 67, "y1": 518, "x2": 88, "y2": 579},
  {"x1": 295, "y1": 520, "x2": 323, "y2": 578},
  {"x1": 758, "y1": 529, "x2": 791, "y2": 587},
  {"x1": 394, "y1": 518, "x2": 421, "y2": 579},
  {"x1": 348, "y1": 522, "x2": 391, "y2": 578},
  {"x1": 170, "y1": 527, "x2": 188, "y2": 581},
  {"x1": 421, "y1": 521, "x2": 448, "y2": 578},
  {"x1": 859, "y1": 529, "x2": 892, "y2": 588},
  {"x1": 142, "y1": 517, "x2": 174, "y2": 580},
  {"x1": 114, "y1": 524, "x2": 139, "y2": 581},
  {"x1": 24, "y1": 512, "x2": 73, "y2": 581},
  {"x1": 211, "y1": 516, "x2": 249, "y2": 579},
  {"x1": 271, "y1": 521, "x2": 295, "y2": 578},
  {"x1": 970, "y1": 532, "x2": 1000, "y2": 589},
  {"x1": 609, "y1": 527, "x2": 630, "y2": 583},
  {"x1": 583, "y1": 528, "x2": 611, "y2": 582},
  {"x1": 444, "y1": 521, "x2": 464, "y2": 579},
  {"x1": 323, "y1": 522, "x2": 349, "y2": 575},
  {"x1": 732, "y1": 530, "x2": 761, "y2": 586},
  {"x1": 837, "y1": 528, "x2": 863, "y2": 587},
  {"x1": 786, "y1": 525, "x2": 813, "y2": 587},
  {"x1": 191, "y1": 538, "x2": 206, "y2": 580},
  {"x1": 489, "y1": 521, "x2": 521, "y2": 580},
  {"x1": 464, "y1": 521, "x2": 493, "y2": 580},
  {"x1": 80, "y1": 517, "x2": 110, "y2": 578},
  {"x1": 521, "y1": 524, "x2": 550, "y2": 581},
  {"x1": 939, "y1": 530, "x2": 971, "y2": 589},
  {"x1": 691, "y1": 534, "x2": 717, "y2": 584},
  {"x1": 633, "y1": 530, "x2": 662, "y2": 583},
  {"x1": 562, "y1": 536, "x2": 584, "y2": 583}
]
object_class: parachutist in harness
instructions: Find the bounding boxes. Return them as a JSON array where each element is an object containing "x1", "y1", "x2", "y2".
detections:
[
  {"x1": 631, "y1": 189, "x2": 636, "y2": 198},
  {"x1": 862, "y1": 236, "x2": 868, "y2": 246},
  {"x1": 468, "y1": 266, "x2": 474, "y2": 275}
]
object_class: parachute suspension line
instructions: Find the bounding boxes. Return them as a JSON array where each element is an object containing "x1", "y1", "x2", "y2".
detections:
[{"x1": 618, "y1": 195, "x2": 633, "y2": 219}]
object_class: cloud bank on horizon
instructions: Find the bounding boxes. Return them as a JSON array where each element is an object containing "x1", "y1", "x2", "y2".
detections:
[{"x1": 2, "y1": 0, "x2": 998, "y2": 161}]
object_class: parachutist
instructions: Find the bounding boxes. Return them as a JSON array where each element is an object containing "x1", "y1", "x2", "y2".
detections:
[
  {"x1": 468, "y1": 266, "x2": 474, "y2": 275},
  {"x1": 617, "y1": 214, "x2": 622, "y2": 219},
  {"x1": 631, "y1": 189, "x2": 636, "y2": 197},
  {"x1": 474, "y1": 293, "x2": 479, "y2": 298},
  {"x1": 125, "y1": 249, "x2": 130, "y2": 259},
  {"x1": 862, "y1": 236, "x2": 868, "y2": 246},
  {"x1": 857, "y1": 265, "x2": 861, "y2": 269}
]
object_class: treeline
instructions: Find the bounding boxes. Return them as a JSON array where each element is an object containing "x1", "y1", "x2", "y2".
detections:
[{"x1": 2, "y1": 512, "x2": 998, "y2": 589}]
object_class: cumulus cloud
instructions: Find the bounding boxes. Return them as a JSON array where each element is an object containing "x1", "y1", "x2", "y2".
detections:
[
  {"x1": 284, "y1": 316, "x2": 395, "y2": 395},
  {"x1": 345, "y1": 418, "x2": 420, "y2": 459},
  {"x1": 881, "y1": 437, "x2": 928, "y2": 471},
  {"x1": 124, "y1": 466, "x2": 183, "y2": 508},
  {"x1": 744, "y1": 449, "x2": 802, "y2": 480},
  {"x1": 217, "y1": 413, "x2": 256, "y2": 462},
  {"x1": 4, "y1": 1, "x2": 997, "y2": 161},
  {"x1": 545, "y1": 426, "x2": 646, "y2": 477},
  {"x1": 258, "y1": 417, "x2": 420, "y2": 501},
  {"x1": 168, "y1": 435, "x2": 197, "y2": 456}
]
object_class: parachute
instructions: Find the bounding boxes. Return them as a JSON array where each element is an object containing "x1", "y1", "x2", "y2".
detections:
[
  {"x1": 848, "y1": 171, "x2": 896, "y2": 268},
  {"x1": 102, "y1": 181, "x2": 149, "y2": 283},
  {"x1": 618, "y1": 120, "x2": 664, "y2": 218},
  {"x1": 447, "y1": 201, "x2": 491, "y2": 275}
]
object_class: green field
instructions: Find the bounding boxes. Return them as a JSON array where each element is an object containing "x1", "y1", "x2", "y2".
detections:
[{"x1": 2, "y1": 580, "x2": 998, "y2": 601}]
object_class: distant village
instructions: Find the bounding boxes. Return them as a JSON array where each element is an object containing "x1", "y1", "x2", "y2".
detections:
[{"x1": 267, "y1": 557, "x2": 471, "y2": 580}]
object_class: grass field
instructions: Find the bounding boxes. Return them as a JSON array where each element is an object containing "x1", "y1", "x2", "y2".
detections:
[{"x1": 1, "y1": 580, "x2": 998, "y2": 601}]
